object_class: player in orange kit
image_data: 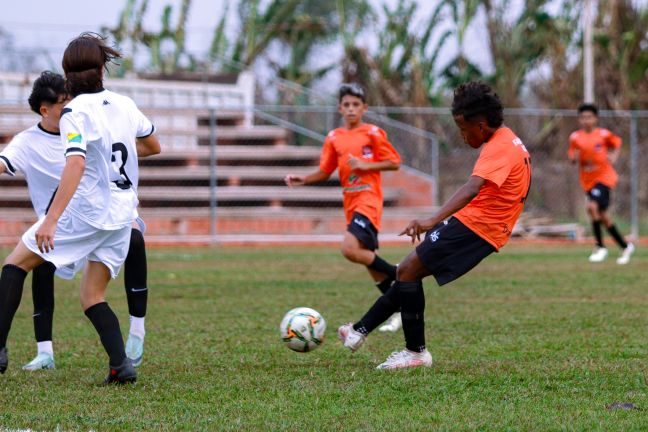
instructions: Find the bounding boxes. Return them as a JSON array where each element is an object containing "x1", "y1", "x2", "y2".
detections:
[
  {"x1": 568, "y1": 103, "x2": 634, "y2": 264},
  {"x1": 285, "y1": 83, "x2": 403, "y2": 332},
  {"x1": 337, "y1": 82, "x2": 532, "y2": 369}
]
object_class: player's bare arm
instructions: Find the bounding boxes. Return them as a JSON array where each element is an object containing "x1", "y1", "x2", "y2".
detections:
[
  {"x1": 607, "y1": 148, "x2": 619, "y2": 164},
  {"x1": 284, "y1": 169, "x2": 331, "y2": 187},
  {"x1": 400, "y1": 175, "x2": 485, "y2": 243},
  {"x1": 35, "y1": 155, "x2": 85, "y2": 253},
  {"x1": 0, "y1": 164, "x2": 6, "y2": 175},
  {"x1": 136, "y1": 134, "x2": 161, "y2": 157},
  {"x1": 347, "y1": 155, "x2": 399, "y2": 172}
]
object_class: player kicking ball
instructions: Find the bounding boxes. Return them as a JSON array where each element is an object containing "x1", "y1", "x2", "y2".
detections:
[
  {"x1": 338, "y1": 82, "x2": 532, "y2": 369},
  {"x1": 0, "y1": 72, "x2": 151, "y2": 371},
  {"x1": 0, "y1": 33, "x2": 160, "y2": 384},
  {"x1": 568, "y1": 103, "x2": 634, "y2": 264},
  {"x1": 285, "y1": 83, "x2": 403, "y2": 332}
]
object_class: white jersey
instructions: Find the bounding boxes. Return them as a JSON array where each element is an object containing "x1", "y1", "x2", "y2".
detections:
[
  {"x1": 60, "y1": 89, "x2": 154, "y2": 230},
  {"x1": 0, "y1": 124, "x2": 65, "y2": 218}
]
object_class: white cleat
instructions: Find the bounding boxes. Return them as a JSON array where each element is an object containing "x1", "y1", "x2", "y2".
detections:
[
  {"x1": 337, "y1": 323, "x2": 366, "y2": 352},
  {"x1": 617, "y1": 243, "x2": 635, "y2": 265},
  {"x1": 588, "y1": 247, "x2": 608, "y2": 263},
  {"x1": 125, "y1": 334, "x2": 145, "y2": 368},
  {"x1": 378, "y1": 313, "x2": 402, "y2": 332},
  {"x1": 376, "y1": 349, "x2": 433, "y2": 370},
  {"x1": 22, "y1": 352, "x2": 55, "y2": 371}
]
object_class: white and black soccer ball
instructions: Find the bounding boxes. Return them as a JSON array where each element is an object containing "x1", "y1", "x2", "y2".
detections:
[{"x1": 280, "y1": 307, "x2": 326, "y2": 352}]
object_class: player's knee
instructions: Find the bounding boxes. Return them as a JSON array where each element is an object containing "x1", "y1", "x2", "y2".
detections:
[
  {"x1": 340, "y1": 244, "x2": 361, "y2": 263},
  {"x1": 129, "y1": 228, "x2": 145, "y2": 252}
]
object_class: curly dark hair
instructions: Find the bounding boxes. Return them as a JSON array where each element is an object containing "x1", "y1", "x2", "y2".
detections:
[
  {"x1": 27, "y1": 71, "x2": 66, "y2": 115},
  {"x1": 62, "y1": 32, "x2": 121, "y2": 97},
  {"x1": 577, "y1": 103, "x2": 598, "y2": 116},
  {"x1": 451, "y1": 82, "x2": 503, "y2": 128}
]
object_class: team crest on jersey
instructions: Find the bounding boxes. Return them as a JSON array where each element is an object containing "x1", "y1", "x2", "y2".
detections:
[
  {"x1": 67, "y1": 133, "x2": 82, "y2": 143},
  {"x1": 348, "y1": 173, "x2": 360, "y2": 185},
  {"x1": 362, "y1": 145, "x2": 373, "y2": 159}
]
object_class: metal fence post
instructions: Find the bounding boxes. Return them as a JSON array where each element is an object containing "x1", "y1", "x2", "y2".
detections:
[
  {"x1": 209, "y1": 108, "x2": 218, "y2": 242},
  {"x1": 630, "y1": 111, "x2": 639, "y2": 239},
  {"x1": 431, "y1": 136, "x2": 440, "y2": 206}
]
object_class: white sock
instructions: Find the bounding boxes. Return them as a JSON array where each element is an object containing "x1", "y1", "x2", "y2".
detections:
[
  {"x1": 37, "y1": 341, "x2": 54, "y2": 357},
  {"x1": 129, "y1": 316, "x2": 146, "y2": 339}
]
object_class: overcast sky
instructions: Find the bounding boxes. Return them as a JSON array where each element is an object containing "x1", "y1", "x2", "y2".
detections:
[{"x1": 0, "y1": 0, "x2": 497, "y2": 76}]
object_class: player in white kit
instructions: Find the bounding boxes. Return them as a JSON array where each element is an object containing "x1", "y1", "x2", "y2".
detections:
[
  {"x1": 0, "y1": 71, "x2": 151, "y2": 371},
  {"x1": 0, "y1": 33, "x2": 160, "y2": 384}
]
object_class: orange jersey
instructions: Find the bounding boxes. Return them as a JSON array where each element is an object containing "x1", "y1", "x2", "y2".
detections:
[
  {"x1": 319, "y1": 123, "x2": 401, "y2": 230},
  {"x1": 454, "y1": 127, "x2": 531, "y2": 251},
  {"x1": 568, "y1": 128, "x2": 622, "y2": 191}
]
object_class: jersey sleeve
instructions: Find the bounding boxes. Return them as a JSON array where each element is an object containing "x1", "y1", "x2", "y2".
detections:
[
  {"x1": 472, "y1": 145, "x2": 512, "y2": 188},
  {"x1": 567, "y1": 132, "x2": 579, "y2": 159},
  {"x1": 60, "y1": 109, "x2": 87, "y2": 159},
  {"x1": 371, "y1": 127, "x2": 401, "y2": 164},
  {"x1": 133, "y1": 105, "x2": 155, "y2": 138},
  {"x1": 319, "y1": 134, "x2": 338, "y2": 174},
  {"x1": 0, "y1": 137, "x2": 27, "y2": 176},
  {"x1": 603, "y1": 129, "x2": 622, "y2": 150}
]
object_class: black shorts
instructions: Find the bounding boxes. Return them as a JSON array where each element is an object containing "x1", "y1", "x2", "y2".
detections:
[
  {"x1": 587, "y1": 183, "x2": 611, "y2": 211},
  {"x1": 347, "y1": 212, "x2": 379, "y2": 251},
  {"x1": 415, "y1": 217, "x2": 496, "y2": 286}
]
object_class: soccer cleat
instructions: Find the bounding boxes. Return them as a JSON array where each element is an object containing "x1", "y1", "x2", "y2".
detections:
[
  {"x1": 104, "y1": 357, "x2": 137, "y2": 385},
  {"x1": 337, "y1": 323, "x2": 366, "y2": 352},
  {"x1": 376, "y1": 349, "x2": 433, "y2": 370},
  {"x1": 125, "y1": 334, "x2": 144, "y2": 367},
  {"x1": 616, "y1": 243, "x2": 635, "y2": 265},
  {"x1": 0, "y1": 347, "x2": 7, "y2": 374},
  {"x1": 588, "y1": 247, "x2": 608, "y2": 263},
  {"x1": 22, "y1": 352, "x2": 55, "y2": 371},
  {"x1": 378, "y1": 313, "x2": 402, "y2": 333}
]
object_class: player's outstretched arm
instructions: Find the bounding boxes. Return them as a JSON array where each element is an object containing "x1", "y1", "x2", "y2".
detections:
[
  {"x1": 347, "y1": 155, "x2": 399, "y2": 172},
  {"x1": 400, "y1": 175, "x2": 485, "y2": 243},
  {"x1": 285, "y1": 169, "x2": 331, "y2": 187},
  {"x1": 136, "y1": 135, "x2": 161, "y2": 157},
  {"x1": 35, "y1": 155, "x2": 85, "y2": 253}
]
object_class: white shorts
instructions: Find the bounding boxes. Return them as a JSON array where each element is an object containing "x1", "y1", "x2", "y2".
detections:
[{"x1": 22, "y1": 213, "x2": 132, "y2": 279}]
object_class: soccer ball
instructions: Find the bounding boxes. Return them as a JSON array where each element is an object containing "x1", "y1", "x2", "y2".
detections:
[{"x1": 280, "y1": 307, "x2": 326, "y2": 352}]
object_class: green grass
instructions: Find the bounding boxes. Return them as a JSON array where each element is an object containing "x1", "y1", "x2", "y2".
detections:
[{"x1": 1, "y1": 243, "x2": 648, "y2": 431}]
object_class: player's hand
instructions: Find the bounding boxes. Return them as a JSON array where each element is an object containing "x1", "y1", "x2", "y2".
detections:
[
  {"x1": 284, "y1": 174, "x2": 305, "y2": 187},
  {"x1": 347, "y1": 155, "x2": 366, "y2": 171},
  {"x1": 399, "y1": 218, "x2": 435, "y2": 244},
  {"x1": 35, "y1": 217, "x2": 57, "y2": 253}
]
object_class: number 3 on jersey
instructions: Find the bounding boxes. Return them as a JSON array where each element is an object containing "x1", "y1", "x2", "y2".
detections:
[{"x1": 111, "y1": 142, "x2": 133, "y2": 190}]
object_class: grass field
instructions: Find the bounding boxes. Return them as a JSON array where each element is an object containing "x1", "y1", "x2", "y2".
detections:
[{"x1": 0, "y1": 243, "x2": 647, "y2": 431}]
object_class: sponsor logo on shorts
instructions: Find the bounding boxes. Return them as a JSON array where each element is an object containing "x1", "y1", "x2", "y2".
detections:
[
  {"x1": 353, "y1": 218, "x2": 367, "y2": 229},
  {"x1": 429, "y1": 230, "x2": 440, "y2": 242}
]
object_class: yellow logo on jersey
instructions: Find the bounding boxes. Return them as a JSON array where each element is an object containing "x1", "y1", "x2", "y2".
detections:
[{"x1": 67, "y1": 133, "x2": 82, "y2": 143}]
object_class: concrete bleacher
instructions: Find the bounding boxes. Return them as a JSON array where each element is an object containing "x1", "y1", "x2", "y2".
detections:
[{"x1": 0, "y1": 72, "x2": 435, "y2": 243}]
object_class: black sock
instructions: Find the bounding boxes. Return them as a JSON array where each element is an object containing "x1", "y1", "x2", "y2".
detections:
[
  {"x1": 398, "y1": 281, "x2": 426, "y2": 353},
  {"x1": 0, "y1": 265, "x2": 27, "y2": 348},
  {"x1": 375, "y1": 278, "x2": 393, "y2": 294},
  {"x1": 353, "y1": 283, "x2": 401, "y2": 335},
  {"x1": 124, "y1": 229, "x2": 148, "y2": 318},
  {"x1": 368, "y1": 255, "x2": 397, "y2": 280},
  {"x1": 606, "y1": 225, "x2": 628, "y2": 249},
  {"x1": 84, "y1": 302, "x2": 126, "y2": 366},
  {"x1": 592, "y1": 221, "x2": 604, "y2": 247},
  {"x1": 31, "y1": 262, "x2": 56, "y2": 343}
]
